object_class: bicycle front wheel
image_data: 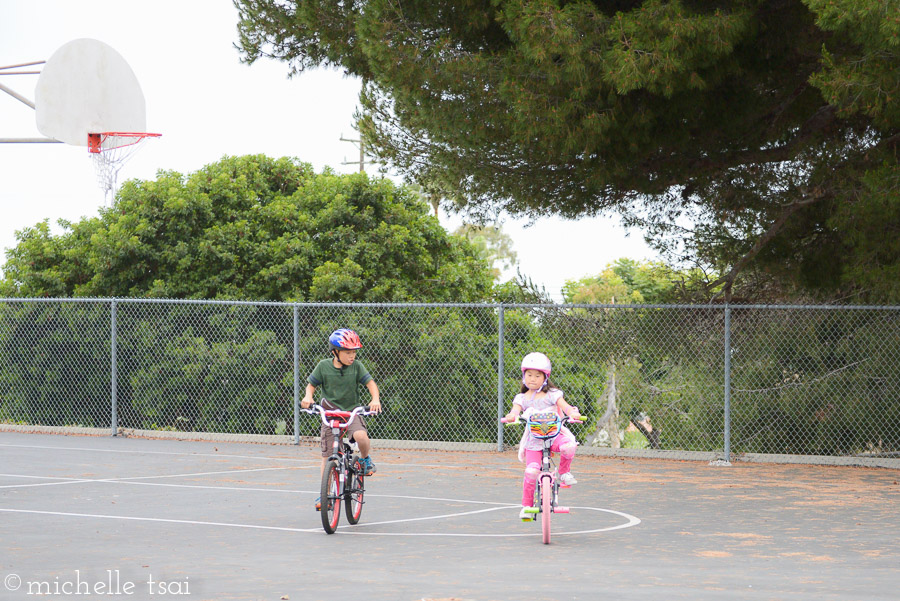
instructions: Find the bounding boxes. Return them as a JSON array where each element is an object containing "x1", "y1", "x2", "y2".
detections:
[
  {"x1": 345, "y1": 456, "x2": 365, "y2": 524},
  {"x1": 540, "y1": 475, "x2": 552, "y2": 544},
  {"x1": 320, "y1": 459, "x2": 342, "y2": 534}
]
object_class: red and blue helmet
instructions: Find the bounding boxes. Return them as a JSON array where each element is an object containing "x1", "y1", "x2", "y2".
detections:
[{"x1": 329, "y1": 328, "x2": 362, "y2": 351}]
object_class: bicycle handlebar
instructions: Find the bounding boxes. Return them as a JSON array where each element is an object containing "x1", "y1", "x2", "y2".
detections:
[
  {"x1": 500, "y1": 414, "x2": 586, "y2": 425},
  {"x1": 302, "y1": 404, "x2": 379, "y2": 429}
]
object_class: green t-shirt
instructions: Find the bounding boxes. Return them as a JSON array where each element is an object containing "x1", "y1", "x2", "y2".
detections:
[{"x1": 307, "y1": 358, "x2": 373, "y2": 410}]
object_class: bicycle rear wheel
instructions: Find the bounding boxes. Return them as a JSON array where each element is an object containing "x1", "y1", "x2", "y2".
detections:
[
  {"x1": 540, "y1": 475, "x2": 552, "y2": 544},
  {"x1": 320, "y1": 459, "x2": 342, "y2": 534},
  {"x1": 345, "y1": 456, "x2": 365, "y2": 524}
]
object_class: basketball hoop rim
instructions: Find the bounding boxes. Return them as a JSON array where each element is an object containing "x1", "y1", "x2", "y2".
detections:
[{"x1": 88, "y1": 131, "x2": 161, "y2": 153}]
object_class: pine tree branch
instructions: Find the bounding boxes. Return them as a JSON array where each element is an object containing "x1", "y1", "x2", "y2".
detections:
[{"x1": 705, "y1": 189, "x2": 827, "y2": 298}]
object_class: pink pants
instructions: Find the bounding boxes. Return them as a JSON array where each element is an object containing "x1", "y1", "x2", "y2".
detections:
[{"x1": 521, "y1": 436, "x2": 577, "y2": 506}]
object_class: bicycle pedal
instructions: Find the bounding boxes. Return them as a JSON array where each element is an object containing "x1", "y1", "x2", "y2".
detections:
[
  {"x1": 559, "y1": 483, "x2": 572, "y2": 488},
  {"x1": 555, "y1": 506, "x2": 570, "y2": 513}
]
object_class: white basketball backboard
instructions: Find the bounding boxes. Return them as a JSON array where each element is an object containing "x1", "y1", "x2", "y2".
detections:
[{"x1": 35, "y1": 38, "x2": 147, "y2": 146}]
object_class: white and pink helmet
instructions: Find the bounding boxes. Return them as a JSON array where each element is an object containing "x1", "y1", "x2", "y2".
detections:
[{"x1": 521, "y1": 352, "x2": 552, "y2": 383}]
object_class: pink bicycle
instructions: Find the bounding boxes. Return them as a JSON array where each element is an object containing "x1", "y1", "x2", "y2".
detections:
[
  {"x1": 303, "y1": 404, "x2": 377, "y2": 534},
  {"x1": 502, "y1": 409, "x2": 584, "y2": 544}
]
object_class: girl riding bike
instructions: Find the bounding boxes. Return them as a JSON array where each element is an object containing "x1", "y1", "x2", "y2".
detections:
[{"x1": 503, "y1": 352, "x2": 581, "y2": 521}]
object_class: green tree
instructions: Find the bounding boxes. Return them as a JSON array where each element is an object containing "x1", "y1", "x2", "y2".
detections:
[
  {"x1": 562, "y1": 258, "x2": 701, "y2": 304},
  {"x1": 726, "y1": 308, "x2": 900, "y2": 455},
  {"x1": 235, "y1": 0, "x2": 900, "y2": 301},
  {"x1": 1, "y1": 155, "x2": 494, "y2": 302},
  {"x1": 454, "y1": 223, "x2": 518, "y2": 281}
]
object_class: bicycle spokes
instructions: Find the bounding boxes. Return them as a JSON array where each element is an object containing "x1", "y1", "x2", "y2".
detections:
[{"x1": 345, "y1": 457, "x2": 365, "y2": 524}]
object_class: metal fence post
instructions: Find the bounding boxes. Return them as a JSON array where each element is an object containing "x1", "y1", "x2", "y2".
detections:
[
  {"x1": 110, "y1": 298, "x2": 118, "y2": 437},
  {"x1": 723, "y1": 304, "x2": 732, "y2": 462},
  {"x1": 293, "y1": 304, "x2": 300, "y2": 445},
  {"x1": 496, "y1": 304, "x2": 505, "y2": 451}
]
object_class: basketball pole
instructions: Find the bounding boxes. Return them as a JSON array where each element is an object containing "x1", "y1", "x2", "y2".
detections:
[
  {"x1": 0, "y1": 68, "x2": 60, "y2": 144},
  {"x1": 0, "y1": 81, "x2": 36, "y2": 109}
]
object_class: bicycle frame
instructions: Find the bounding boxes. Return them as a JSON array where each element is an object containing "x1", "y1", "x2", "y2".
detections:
[
  {"x1": 308, "y1": 404, "x2": 368, "y2": 458},
  {"x1": 303, "y1": 404, "x2": 376, "y2": 534}
]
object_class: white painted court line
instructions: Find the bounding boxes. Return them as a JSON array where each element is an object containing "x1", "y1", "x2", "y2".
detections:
[
  {"x1": 1, "y1": 439, "x2": 642, "y2": 537},
  {"x1": 0, "y1": 508, "x2": 321, "y2": 533},
  {"x1": 97, "y1": 480, "x2": 317, "y2": 494},
  {"x1": 0, "y1": 477, "x2": 98, "y2": 490},
  {"x1": 336, "y1": 506, "x2": 642, "y2": 537},
  {"x1": 358, "y1": 504, "x2": 515, "y2": 527},
  {"x1": 108, "y1": 466, "x2": 297, "y2": 481},
  {"x1": 0, "y1": 441, "x2": 316, "y2": 464},
  {"x1": 0, "y1": 466, "x2": 308, "y2": 490},
  {"x1": 0, "y1": 441, "x2": 504, "y2": 472},
  {"x1": 363, "y1": 492, "x2": 515, "y2": 506},
  {"x1": 0, "y1": 501, "x2": 641, "y2": 538},
  {"x1": 1, "y1": 476, "x2": 318, "y2": 495}
]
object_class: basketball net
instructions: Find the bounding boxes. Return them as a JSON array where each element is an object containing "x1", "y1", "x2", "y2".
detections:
[{"x1": 88, "y1": 132, "x2": 161, "y2": 204}]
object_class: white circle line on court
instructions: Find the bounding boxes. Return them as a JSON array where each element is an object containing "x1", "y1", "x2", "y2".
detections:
[
  {"x1": 0, "y1": 472, "x2": 616, "y2": 513},
  {"x1": 0, "y1": 503, "x2": 640, "y2": 538},
  {"x1": 0, "y1": 440, "x2": 642, "y2": 536},
  {"x1": 340, "y1": 505, "x2": 642, "y2": 536}
]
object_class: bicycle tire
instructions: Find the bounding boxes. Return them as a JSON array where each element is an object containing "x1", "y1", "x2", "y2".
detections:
[
  {"x1": 320, "y1": 459, "x2": 342, "y2": 534},
  {"x1": 345, "y1": 456, "x2": 365, "y2": 524},
  {"x1": 540, "y1": 475, "x2": 552, "y2": 544}
]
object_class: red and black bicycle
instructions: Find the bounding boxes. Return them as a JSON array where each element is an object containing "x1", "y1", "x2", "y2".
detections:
[{"x1": 303, "y1": 404, "x2": 377, "y2": 534}]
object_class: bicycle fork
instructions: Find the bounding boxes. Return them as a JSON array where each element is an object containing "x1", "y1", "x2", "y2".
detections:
[{"x1": 537, "y1": 449, "x2": 570, "y2": 515}]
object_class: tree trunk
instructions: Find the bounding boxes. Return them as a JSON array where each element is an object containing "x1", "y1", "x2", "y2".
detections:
[
  {"x1": 587, "y1": 364, "x2": 619, "y2": 448},
  {"x1": 629, "y1": 411, "x2": 662, "y2": 449},
  {"x1": 606, "y1": 367, "x2": 620, "y2": 449}
]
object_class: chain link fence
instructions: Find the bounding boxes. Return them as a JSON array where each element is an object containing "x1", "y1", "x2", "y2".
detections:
[{"x1": 1, "y1": 298, "x2": 898, "y2": 464}]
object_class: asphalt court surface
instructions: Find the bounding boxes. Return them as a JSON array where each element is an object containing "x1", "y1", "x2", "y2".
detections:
[{"x1": 2, "y1": 431, "x2": 898, "y2": 601}]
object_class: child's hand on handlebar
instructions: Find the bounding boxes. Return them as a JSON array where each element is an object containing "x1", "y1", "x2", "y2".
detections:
[
  {"x1": 368, "y1": 399, "x2": 382, "y2": 414},
  {"x1": 301, "y1": 397, "x2": 315, "y2": 409}
]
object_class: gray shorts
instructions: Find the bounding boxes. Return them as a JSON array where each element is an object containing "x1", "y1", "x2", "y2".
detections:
[{"x1": 319, "y1": 416, "x2": 367, "y2": 457}]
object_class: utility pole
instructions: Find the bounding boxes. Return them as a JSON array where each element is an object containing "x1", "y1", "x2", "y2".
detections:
[{"x1": 340, "y1": 133, "x2": 367, "y2": 173}]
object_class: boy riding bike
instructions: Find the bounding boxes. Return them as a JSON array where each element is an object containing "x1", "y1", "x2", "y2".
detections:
[{"x1": 301, "y1": 328, "x2": 382, "y2": 510}]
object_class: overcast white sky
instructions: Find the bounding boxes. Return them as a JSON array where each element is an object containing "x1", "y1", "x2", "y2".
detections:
[{"x1": 0, "y1": 1, "x2": 655, "y2": 300}]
